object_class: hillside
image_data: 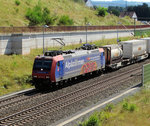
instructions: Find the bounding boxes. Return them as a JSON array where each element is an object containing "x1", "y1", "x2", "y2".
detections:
[{"x1": 0, "y1": 0, "x2": 135, "y2": 26}]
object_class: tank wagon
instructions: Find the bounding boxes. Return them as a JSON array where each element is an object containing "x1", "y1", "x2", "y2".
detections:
[
  {"x1": 32, "y1": 44, "x2": 105, "y2": 89},
  {"x1": 102, "y1": 44, "x2": 123, "y2": 69},
  {"x1": 32, "y1": 39, "x2": 150, "y2": 90}
]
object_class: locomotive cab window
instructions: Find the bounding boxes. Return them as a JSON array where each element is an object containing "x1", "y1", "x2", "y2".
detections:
[{"x1": 33, "y1": 59, "x2": 52, "y2": 71}]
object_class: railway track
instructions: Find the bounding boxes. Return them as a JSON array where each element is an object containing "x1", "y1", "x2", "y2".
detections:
[
  {"x1": 1, "y1": 58, "x2": 148, "y2": 112},
  {"x1": 0, "y1": 66, "x2": 142, "y2": 126},
  {"x1": 0, "y1": 90, "x2": 41, "y2": 111}
]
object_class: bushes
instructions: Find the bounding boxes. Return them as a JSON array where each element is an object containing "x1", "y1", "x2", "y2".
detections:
[
  {"x1": 42, "y1": 8, "x2": 57, "y2": 25},
  {"x1": 104, "y1": 104, "x2": 114, "y2": 112},
  {"x1": 79, "y1": 101, "x2": 138, "y2": 126},
  {"x1": 26, "y1": 5, "x2": 56, "y2": 26},
  {"x1": 26, "y1": 5, "x2": 44, "y2": 26},
  {"x1": 122, "y1": 101, "x2": 137, "y2": 112},
  {"x1": 58, "y1": 15, "x2": 74, "y2": 26},
  {"x1": 79, "y1": 104, "x2": 114, "y2": 126},
  {"x1": 79, "y1": 114, "x2": 99, "y2": 126},
  {"x1": 110, "y1": 9, "x2": 120, "y2": 16},
  {"x1": 108, "y1": 7, "x2": 121, "y2": 16},
  {"x1": 26, "y1": 4, "x2": 73, "y2": 26},
  {"x1": 15, "y1": 0, "x2": 20, "y2": 6},
  {"x1": 96, "y1": 6, "x2": 108, "y2": 17}
]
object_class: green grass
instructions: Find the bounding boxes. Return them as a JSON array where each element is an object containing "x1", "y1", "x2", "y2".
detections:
[
  {"x1": 79, "y1": 89, "x2": 150, "y2": 126},
  {"x1": 0, "y1": 55, "x2": 33, "y2": 96},
  {"x1": 0, "y1": 0, "x2": 135, "y2": 26}
]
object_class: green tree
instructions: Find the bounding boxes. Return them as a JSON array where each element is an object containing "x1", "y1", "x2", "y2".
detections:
[
  {"x1": 127, "y1": 3, "x2": 150, "y2": 21},
  {"x1": 111, "y1": 8, "x2": 120, "y2": 16},
  {"x1": 108, "y1": 6, "x2": 125, "y2": 13},
  {"x1": 97, "y1": 6, "x2": 108, "y2": 17}
]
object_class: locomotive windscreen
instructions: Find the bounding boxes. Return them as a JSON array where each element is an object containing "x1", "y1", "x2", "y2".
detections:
[{"x1": 33, "y1": 59, "x2": 52, "y2": 71}]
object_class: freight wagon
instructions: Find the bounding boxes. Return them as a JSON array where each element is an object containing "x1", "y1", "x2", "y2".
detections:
[{"x1": 121, "y1": 39, "x2": 148, "y2": 63}]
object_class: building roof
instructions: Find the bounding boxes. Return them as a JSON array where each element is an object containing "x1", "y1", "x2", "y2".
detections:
[
  {"x1": 85, "y1": 0, "x2": 93, "y2": 7},
  {"x1": 119, "y1": 11, "x2": 137, "y2": 19}
]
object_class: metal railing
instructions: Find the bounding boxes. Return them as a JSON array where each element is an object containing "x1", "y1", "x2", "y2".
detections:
[{"x1": 0, "y1": 25, "x2": 150, "y2": 34}]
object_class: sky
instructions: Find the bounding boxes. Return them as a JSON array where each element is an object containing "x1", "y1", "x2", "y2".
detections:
[{"x1": 92, "y1": 0, "x2": 150, "y2": 2}]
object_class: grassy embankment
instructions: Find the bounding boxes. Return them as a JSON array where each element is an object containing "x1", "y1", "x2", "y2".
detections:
[
  {"x1": 0, "y1": 0, "x2": 135, "y2": 26},
  {"x1": 79, "y1": 89, "x2": 150, "y2": 126},
  {"x1": 0, "y1": 36, "x2": 138, "y2": 96}
]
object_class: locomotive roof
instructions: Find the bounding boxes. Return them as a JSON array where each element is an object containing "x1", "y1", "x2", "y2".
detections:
[
  {"x1": 40, "y1": 48, "x2": 103, "y2": 59},
  {"x1": 62, "y1": 49, "x2": 100, "y2": 58},
  {"x1": 36, "y1": 46, "x2": 105, "y2": 61}
]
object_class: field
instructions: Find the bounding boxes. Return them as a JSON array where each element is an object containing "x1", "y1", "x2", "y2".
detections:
[{"x1": 0, "y1": 0, "x2": 135, "y2": 26}]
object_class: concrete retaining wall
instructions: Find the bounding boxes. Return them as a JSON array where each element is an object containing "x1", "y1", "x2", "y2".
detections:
[{"x1": 0, "y1": 29, "x2": 134, "y2": 55}]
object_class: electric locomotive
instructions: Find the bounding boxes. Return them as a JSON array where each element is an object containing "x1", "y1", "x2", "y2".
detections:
[{"x1": 32, "y1": 44, "x2": 105, "y2": 90}]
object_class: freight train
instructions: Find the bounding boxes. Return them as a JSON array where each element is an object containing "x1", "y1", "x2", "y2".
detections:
[{"x1": 32, "y1": 38, "x2": 150, "y2": 90}]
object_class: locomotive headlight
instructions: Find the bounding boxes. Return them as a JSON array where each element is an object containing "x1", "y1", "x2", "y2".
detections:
[{"x1": 46, "y1": 76, "x2": 50, "y2": 79}]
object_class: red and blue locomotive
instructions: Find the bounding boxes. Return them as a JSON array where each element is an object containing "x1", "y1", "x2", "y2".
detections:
[{"x1": 32, "y1": 44, "x2": 105, "y2": 89}]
